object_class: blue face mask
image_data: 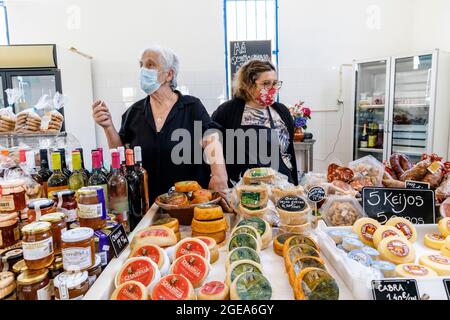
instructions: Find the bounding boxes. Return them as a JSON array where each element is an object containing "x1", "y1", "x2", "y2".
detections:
[{"x1": 139, "y1": 67, "x2": 161, "y2": 95}]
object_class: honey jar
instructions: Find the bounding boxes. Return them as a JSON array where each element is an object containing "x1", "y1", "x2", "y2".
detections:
[
  {"x1": 0, "y1": 179, "x2": 26, "y2": 213},
  {"x1": 53, "y1": 190, "x2": 77, "y2": 223},
  {"x1": 40, "y1": 213, "x2": 67, "y2": 255},
  {"x1": 61, "y1": 227, "x2": 95, "y2": 272},
  {"x1": 0, "y1": 212, "x2": 20, "y2": 249},
  {"x1": 21, "y1": 222, "x2": 54, "y2": 270},
  {"x1": 17, "y1": 269, "x2": 52, "y2": 300},
  {"x1": 53, "y1": 271, "x2": 89, "y2": 300},
  {"x1": 27, "y1": 199, "x2": 56, "y2": 223},
  {"x1": 0, "y1": 248, "x2": 23, "y2": 273},
  {"x1": 0, "y1": 271, "x2": 16, "y2": 300},
  {"x1": 77, "y1": 187, "x2": 107, "y2": 230},
  {"x1": 87, "y1": 254, "x2": 102, "y2": 287}
]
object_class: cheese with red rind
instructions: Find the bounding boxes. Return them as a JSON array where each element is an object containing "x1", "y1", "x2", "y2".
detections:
[
  {"x1": 111, "y1": 281, "x2": 148, "y2": 300},
  {"x1": 131, "y1": 226, "x2": 177, "y2": 249},
  {"x1": 115, "y1": 257, "x2": 161, "y2": 291},
  {"x1": 198, "y1": 281, "x2": 229, "y2": 300},
  {"x1": 170, "y1": 253, "x2": 210, "y2": 288},
  {"x1": 151, "y1": 274, "x2": 196, "y2": 300},
  {"x1": 173, "y1": 237, "x2": 211, "y2": 263}
]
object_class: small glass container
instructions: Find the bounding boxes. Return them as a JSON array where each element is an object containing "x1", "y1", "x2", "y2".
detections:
[
  {"x1": 0, "y1": 212, "x2": 20, "y2": 249},
  {"x1": 47, "y1": 255, "x2": 63, "y2": 298},
  {"x1": 17, "y1": 269, "x2": 52, "y2": 300},
  {"x1": 0, "y1": 271, "x2": 16, "y2": 300},
  {"x1": 53, "y1": 190, "x2": 78, "y2": 223},
  {"x1": 0, "y1": 179, "x2": 26, "y2": 213},
  {"x1": 0, "y1": 248, "x2": 23, "y2": 273},
  {"x1": 21, "y1": 221, "x2": 54, "y2": 270},
  {"x1": 77, "y1": 187, "x2": 106, "y2": 230},
  {"x1": 87, "y1": 254, "x2": 102, "y2": 287},
  {"x1": 61, "y1": 227, "x2": 95, "y2": 272},
  {"x1": 12, "y1": 259, "x2": 28, "y2": 275},
  {"x1": 53, "y1": 271, "x2": 89, "y2": 300},
  {"x1": 40, "y1": 213, "x2": 67, "y2": 255},
  {"x1": 27, "y1": 199, "x2": 56, "y2": 223}
]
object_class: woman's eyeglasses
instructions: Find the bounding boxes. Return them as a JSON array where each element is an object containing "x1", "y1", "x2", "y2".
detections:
[{"x1": 257, "y1": 80, "x2": 283, "y2": 90}]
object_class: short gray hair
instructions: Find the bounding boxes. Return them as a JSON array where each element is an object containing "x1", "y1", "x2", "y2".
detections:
[{"x1": 141, "y1": 45, "x2": 179, "y2": 89}]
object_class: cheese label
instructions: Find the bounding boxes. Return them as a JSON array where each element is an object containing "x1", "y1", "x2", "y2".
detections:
[
  {"x1": 428, "y1": 234, "x2": 446, "y2": 241},
  {"x1": 116, "y1": 283, "x2": 145, "y2": 300},
  {"x1": 361, "y1": 223, "x2": 377, "y2": 241},
  {"x1": 387, "y1": 240, "x2": 410, "y2": 257},
  {"x1": 382, "y1": 230, "x2": 398, "y2": 239},
  {"x1": 250, "y1": 168, "x2": 268, "y2": 177},
  {"x1": 138, "y1": 228, "x2": 170, "y2": 239},
  {"x1": 152, "y1": 275, "x2": 190, "y2": 300},
  {"x1": 403, "y1": 265, "x2": 429, "y2": 276},
  {"x1": 172, "y1": 254, "x2": 207, "y2": 286},
  {"x1": 395, "y1": 223, "x2": 413, "y2": 240},
  {"x1": 241, "y1": 192, "x2": 261, "y2": 207},
  {"x1": 201, "y1": 281, "x2": 225, "y2": 296},
  {"x1": 429, "y1": 255, "x2": 450, "y2": 265},
  {"x1": 118, "y1": 259, "x2": 155, "y2": 286},
  {"x1": 131, "y1": 245, "x2": 162, "y2": 266},
  {"x1": 428, "y1": 161, "x2": 441, "y2": 174},
  {"x1": 175, "y1": 240, "x2": 207, "y2": 260}
]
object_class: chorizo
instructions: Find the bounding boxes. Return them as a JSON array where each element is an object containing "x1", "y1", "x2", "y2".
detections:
[
  {"x1": 422, "y1": 163, "x2": 444, "y2": 189},
  {"x1": 399, "y1": 159, "x2": 431, "y2": 182},
  {"x1": 390, "y1": 153, "x2": 405, "y2": 177}
]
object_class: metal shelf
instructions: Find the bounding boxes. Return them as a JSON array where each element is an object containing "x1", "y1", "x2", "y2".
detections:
[{"x1": 358, "y1": 147, "x2": 383, "y2": 154}]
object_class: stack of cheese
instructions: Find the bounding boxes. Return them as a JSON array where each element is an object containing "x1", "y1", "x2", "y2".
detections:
[
  {"x1": 236, "y1": 183, "x2": 269, "y2": 218},
  {"x1": 277, "y1": 233, "x2": 339, "y2": 300},
  {"x1": 276, "y1": 195, "x2": 311, "y2": 235},
  {"x1": 152, "y1": 217, "x2": 181, "y2": 242},
  {"x1": 191, "y1": 205, "x2": 228, "y2": 244}
]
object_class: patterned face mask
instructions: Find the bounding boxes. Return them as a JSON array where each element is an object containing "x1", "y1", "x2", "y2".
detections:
[{"x1": 256, "y1": 87, "x2": 277, "y2": 107}]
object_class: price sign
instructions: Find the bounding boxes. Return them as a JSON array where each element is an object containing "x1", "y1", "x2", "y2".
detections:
[
  {"x1": 277, "y1": 196, "x2": 307, "y2": 212},
  {"x1": 444, "y1": 279, "x2": 450, "y2": 300},
  {"x1": 307, "y1": 186, "x2": 326, "y2": 203},
  {"x1": 372, "y1": 279, "x2": 420, "y2": 300},
  {"x1": 109, "y1": 224, "x2": 129, "y2": 258},
  {"x1": 406, "y1": 180, "x2": 430, "y2": 190}
]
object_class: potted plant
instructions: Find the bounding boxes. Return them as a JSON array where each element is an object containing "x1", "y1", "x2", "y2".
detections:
[{"x1": 290, "y1": 101, "x2": 312, "y2": 142}]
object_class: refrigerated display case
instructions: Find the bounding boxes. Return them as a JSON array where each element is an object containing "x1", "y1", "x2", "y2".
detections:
[{"x1": 352, "y1": 49, "x2": 450, "y2": 162}]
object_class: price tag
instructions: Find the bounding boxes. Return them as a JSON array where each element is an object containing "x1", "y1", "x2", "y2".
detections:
[
  {"x1": 371, "y1": 279, "x2": 420, "y2": 300},
  {"x1": 444, "y1": 279, "x2": 450, "y2": 300},
  {"x1": 307, "y1": 186, "x2": 326, "y2": 203},
  {"x1": 109, "y1": 224, "x2": 129, "y2": 258},
  {"x1": 405, "y1": 180, "x2": 430, "y2": 190}
]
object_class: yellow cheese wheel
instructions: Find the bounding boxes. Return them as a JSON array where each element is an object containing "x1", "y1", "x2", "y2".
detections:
[
  {"x1": 395, "y1": 264, "x2": 438, "y2": 278},
  {"x1": 152, "y1": 217, "x2": 179, "y2": 232},
  {"x1": 193, "y1": 205, "x2": 224, "y2": 221},
  {"x1": 352, "y1": 218, "x2": 381, "y2": 247},
  {"x1": 195, "y1": 236, "x2": 220, "y2": 264},
  {"x1": 441, "y1": 246, "x2": 450, "y2": 258},
  {"x1": 419, "y1": 254, "x2": 450, "y2": 276},
  {"x1": 231, "y1": 225, "x2": 262, "y2": 248},
  {"x1": 424, "y1": 233, "x2": 447, "y2": 250},
  {"x1": 192, "y1": 230, "x2": 227, "y2": 244},
  {"x1": 131, "y1": 226, "x2": 178, "y2": 249},
  {"x1": 438, "y1": 218, "x2": 450, "y2": 237},
  {"x1": 386, "y1": 217, "x2": 417, "y2": 243},
  {"x1": 191, "y1": 217, "x2": 228, "y2": 234},
  {"x1": 378, "y1": 236, "x2": 415, "y2": 265},
  {"x1": 273, "y1": 233, "x2": 297, "y2": 257},
  {"x1": 373, "y1": 226, "x2": 406, "y2": 248},
  {"x1": 226, "y1": 260, "x2": 264, "y2": 287},
  {"x1": 238, "y1": 203, "x2": 267, "y2": 218}
]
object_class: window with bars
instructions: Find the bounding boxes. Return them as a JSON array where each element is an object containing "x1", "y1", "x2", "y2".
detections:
[
  {"x1": 224, "y1": 0, "x2": 279, "y2": 98},
  {"x1": 0, "y1": 1, "x2": 9, "y2": 45}
]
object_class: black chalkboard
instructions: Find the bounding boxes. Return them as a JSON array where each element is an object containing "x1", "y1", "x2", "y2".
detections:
[
  {"x1": 444, "y1": 279, "x2": 450, "y2": 300},
  {"x1": 277, "y1": 196, "x2": 307, "y2": 212},
  {"x1": 406, "y1": 180, "x2": 430, "y2": 190},
  {"x1": 109, "y1": 224, "x2": 129, "y2": 258},
  {"x1": 372, "y1": 280, "x2": 420, "y2": 300},
  {"x1": 229, "y1": 40, "x2": 272, "y2": 91},
  {"x1": 362, "y1": 187, "x2": 435, "y2": 224},
  {"x1": 308, "y1": 186, "x2": 326, "y2": 203}
]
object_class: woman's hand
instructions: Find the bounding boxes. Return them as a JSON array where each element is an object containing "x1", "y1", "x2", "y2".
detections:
[
  {"x1": 208, "y1": 174, "x2": 228, "y2": 192},
  {"x1": 92, "y1": 100, "x2": 113, "y2": 129}
]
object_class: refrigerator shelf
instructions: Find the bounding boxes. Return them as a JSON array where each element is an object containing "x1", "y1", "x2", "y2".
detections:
[
  {"x1": 358, "y1": 148, "x2": 383, "y2": 154},
  {"x1": 394, "y1": 103, "x2": 429, "y2": 108},
  {"x1": 358, "y1": 104, "x2": 385, "y2": 110}
]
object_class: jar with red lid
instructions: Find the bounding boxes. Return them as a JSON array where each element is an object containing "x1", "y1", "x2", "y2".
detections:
[
  {"x1": 27, "y1": 199, "x2": 56, "y2": 223},
  {"x1": 53, "y1": 190, "x2": 77, "y2": 223},
  {"x1": 77, "y1": 187, "x2": 106, "y2": 230},
  {"x1": 0, "y1": 212, "x2": 20, "y2": 249},
  {"x1": 40, "y1": 213, "x2": 67, "y2": 255},
  {"x1": 0, "y1": 179, "x2": 26, "y2": 213}
]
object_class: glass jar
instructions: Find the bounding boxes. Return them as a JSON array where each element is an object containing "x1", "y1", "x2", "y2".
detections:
[
  {"x1": 17, "y1": 269, "x2": 52, "y2": 300},
  {"x1": 77, "y1": 187, "x2": 106, "y2": 230},
  {"x1": 0, "y1": 248, "x2": 23, "y2": 273},
  {"x1": 27, "y1": 199, "x2": 56, "y2": 223},
  {"x1": 61, "y1": 227, "x2": 95, "y2": 272},
  {"x1": 47, "y1": 255, "x2": 63, "y2": 299},
  {"x1": 0, "y1": 212, "x2": 20, "y2": 249},
  {"x1": 0, "y1": 271, "x2": 16, "y2": 300},
  {"x1": 53, "y1": 271, "x2": 89, "y2": 300},
  {"x1": 53, "y1": 190, "x2": 78, "y2": 224},
  {"x1": 0, "y1": 179, "x2": 26, "y2": 213},
  {"x1": 87, "y1": 254, "x2": 102, "y2": 287},
  {"x1": 40, "y1": 213, "x2": 67, "y2": 255},
  {"x1": 21, "y1": 221, "x2": 54, "y2": 270}
]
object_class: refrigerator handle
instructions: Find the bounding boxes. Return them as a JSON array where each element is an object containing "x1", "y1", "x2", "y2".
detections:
[{"x1": 384, "y1": 120, "x2": 390, "y2": 134}]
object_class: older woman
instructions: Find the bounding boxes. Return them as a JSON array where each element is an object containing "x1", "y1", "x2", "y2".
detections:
[
  {"x1": 212, "y1": 59, "x2": 298, "y2": 185},
  {"x1": 92, "y1": 46, "x2": 228, "y2": 206}
]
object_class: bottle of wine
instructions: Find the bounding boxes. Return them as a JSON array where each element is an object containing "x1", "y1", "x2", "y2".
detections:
[
  {"x1": 377, "y1": 123, "x2": 384, "y2": 149},
  {"x1": 97, "y1": 147, "x2": 109, "y2": 178},
  {"x1": 25, "y1": 150, "x2": 43, "y2": 199},
  {"x1": 47, "y1": 152, "x2": 69, "y2": 199},
  {"x1": 88, "y1": 150, "x2": 109, "y2": 209},
  {"x1": 108, "y1": 151, "x2": 130, "y2": 233},
  {"x1": 58, "y1": 149, "x2": 72, "y2": 178},
  {"x1": 134, "y1": 146, "x2": 149, "y2": 212},
  {"x1": 360, "y1": 122, "x2": 368, "y2": 148},
  {"x1": 125, "y1": 149, "x2": 143, "y2": 231},
  {"x1": 38, "y1": 149, "x2": 53, "y2": 198},
  {"x1": 75, "y1": 147, "x2": 90, "y2": 181},
  {"x1": 368, "y1": 122, "x2": 378, "y2": 148},
  {"x1": 117, "y1": 146, "x2": 127, "y2": 176},
  {"x1": 69, "y1": 151, "x2": 86, "y2": 192}
]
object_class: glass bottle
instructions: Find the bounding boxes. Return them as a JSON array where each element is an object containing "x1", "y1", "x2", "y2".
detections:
[
  {"x1": 58, "y1": 149, "x2": 72, "y2": 179},
  {"x1": 47, "y1": 152, "x2": 69, "y2": 199},
  {"x1": 69, "y1": 151, "x2": 86, "y2": 192},
  {"x1": 117, "y1": 146, "x2": 127, "y2": 177},
  {"x1": 134, "y1": 146, "x2": 149, "y2": 213},
  {"x1": 125, "y1": 149, "x2": 143, "y2": 231},
  {"x1": 25, "y1": 150, "x2": 43, "y2": 200},
  {"x1": 75, "y1": 148, "x2": 90, "y2": 180},
  {"x1": 88, "y1": 151, "x2": 109, "y2": 209},
  {"x1": 38, "y1": 149, "x2": 53, "y2": 198},
  {"x1": 97, "y1": 147, "x2": 109, "y2": 178},
  {"x1": 360, "y1": 122, "x2": 368, "y2": 148}
]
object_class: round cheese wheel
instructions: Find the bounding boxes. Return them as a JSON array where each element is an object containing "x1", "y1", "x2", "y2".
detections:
[
  {"x1": 273, "y1": 233, "x2": 296, "y2": 256},
  {"x1": 131, "y1": 226, "x2": 177, "y2": 249},
  {"x1": 192, "y1": 230, "x2": 226, "y2": 244},
  {"x1": 342, "y1": 237, "x2": 364, "y2": 252},
  {"x1": 284, "y1": 244, "x2": 320, "y2": 273},
  {"x1": 293, "y1": 268, "x2": 339, "y2": 300},
  {"x1": 386, "y1": 217, "x2": 417, "y2": 243},
  {"x1": 173, "y1": 238, "x2": 210, "y2": 263},
  {"x1": 438, "y1": 218, "x2": 450, "y2": 237},
  {"x1": 175, "y1": 181, "x2": 202, "y2": 193},
  {"x1": 191, "y1": 217, "x2": 228, "y2": 234},
  {"x1": 378, "y1": 236, "x2": 416, "y2": 265},
  {"x1": 283, "y1": 235, "x2": 320, "y2": 254},
  {"x1": 198, "y1": 281, "x2": 229, "y2": 300},
  {"x1": 441, "y1": 245, "x2": 450, "y2": 258},
  {"x1": 326, "y1": 230, "x2": 354, "y2": 245},
  {"x1": 288, "y1": 256, "x2": 325, "y2": 287},
  {"x1": 129, "y1": 244, "x2": 166, "y2": 269},
  {"x1": 419, "y1": 254, "x2": 450, "y2": 276},
  {"x1": 226, "y1": 260, "x2": 264, "y2": 287},
  {"x1": 170, "y1": 253, "x2": 210, "y2": 288},
  {"x1": 238, "y1": 203, "x2": 267, "y2": 218},
  {"x1": 276, "y1": 196, "x2": 310, "y2": 225},
  {"x1": 231, "y1": 225, "x2": 262, "y2": 248},
  {"x1": 193, "y1": 205, "x2": 224, "y2": 221},
  {"x1": 352, "y1": 218, "x2": 381, "y2": 247},
  {"x1": 111, "y1": 281, "x2": 149, "y2": 300},
  {"x1": 152, "y1": 218, "x2": 179, "y2": 232},
  {"x1": 237, "y1": 183, "x2": 269, "y2": 208},
  {"x1": 371, "y1": 260, "x2": 397, "y2": 278},
  {"x1": 226, "y1": 247, "x2": 261, "y2": 271},
  {"x1": 279, "y1": 222, "x2": 310, "y2": 235},
  {"x1": 230, "y1": 272, "x2": 272, "y2": 300},
  {"x1": 243, "y1": 167, "x2": 275, "y2": 185},
  {"x1": 237, "y1": 217, "x2": 272, "y2": 250},
  {"x1": 395, "y1": 264, "x2": 438, "y2": 278},
  {"x1": 373, "y1": 226, "x2": 406, "y2": 248},
  {"x1": 115, "y1": 257, "x2": 161, "y2": 292},
  {"x1": 424, "y1": 233, "x2": 447, "y2": 250},
  {"x1": 151, "y1": 274, "x2": 196, "y2": 300},
  {"x1": 195, "y1": 236, "x2": 219, "y2": 264},
  {"x1": 228, "y1": 233, "x2": 261, "y2": 253}
]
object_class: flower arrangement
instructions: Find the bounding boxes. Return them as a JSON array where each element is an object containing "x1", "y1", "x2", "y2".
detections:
[{"x1": 290, "y1": 101, "x2": 312, "y2": 130}]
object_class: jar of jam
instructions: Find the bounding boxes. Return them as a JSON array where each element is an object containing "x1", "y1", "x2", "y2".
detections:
[
  {"x1": 21, "y1": 222, "x2": 54, "y2": 270},
  {"x1": 77, "y1": 187, "x2": 106, "y2": 230},
  {"x1": 0, "y1": 179, "x2": 26, "y2": 213},
  {"x1": 40, "y1": 213, "x2": 67, "y2": 255},
  {"x1": 53, "y1": 271, "x2": 89, "y2": 300},
  {"x1": 0, "y1": 212, "x2": 20, "y2": 249},
  {"x1": 12, "y1": 259, "x2": 28, "y2": 275},
  {"x1": 53, "y1": 190, "x2": 77, "y2": 223},
  {"x1": 17, "y1": 269, "x2": 52, "y2": 300},
  {"x1": 47, "y1": 255, "x2": 63, "y2": 298},
  {"x1": 61, "y1": 227, "x2": 95, "y2": 272},
  {"x1": 87, "y1": 254, "x2": 102, "y2": 287},
  {"x1": 0, "y1": 271, "x2": 16, "y2": 300},
  {"x1": 27, "y1": 199, "x2": 56, "y2": 223}
]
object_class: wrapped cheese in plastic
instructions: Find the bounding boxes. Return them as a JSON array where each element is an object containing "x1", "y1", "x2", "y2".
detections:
[{"x1": 321, "y1": 195, "x2": 365, "y2": 227}]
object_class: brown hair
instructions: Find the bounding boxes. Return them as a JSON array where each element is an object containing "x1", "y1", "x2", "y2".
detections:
[{"x1": 233, "y1": 60, "x2": 276, "y2": 102}]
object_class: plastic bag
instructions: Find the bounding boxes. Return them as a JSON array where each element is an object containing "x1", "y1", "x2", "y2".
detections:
[
  {"x1": 40, "y1": 92, "x2": 65, "y2": 132},
  {"x1": 436, "y1": 175, "x2": 450, "y2": 203},
  {"x1": 5, "y1": 88, "x2": 23, "y2": 107},
  {"x1": 321, "y1": 195, "x2": 365, "y2": 227},
  {"x1": 348, "y1": 155, "x2": 384, "y2": 189},
  {"x1": 301, "y1": 172, "x2": 328, "y2": 191},
  {"x1": 15, "y1": 108, "x2": 42, "y2": 133},
  {"x1": 0, "y1": 107, "x2": 17, "y2": 133},
  {"x1": 327, "y1": 180, "x2": 358, "y2": 197}
]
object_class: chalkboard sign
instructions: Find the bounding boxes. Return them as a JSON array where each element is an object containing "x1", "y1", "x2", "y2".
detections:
[
  {"x1": 229, "y1": 40, "x2": 272, "y2": 92},
  {"x1": 362, "y1": 187, "x2": 435, "y2": 224},
  {"x1": 372, "y1": 280, "x2": 420, "y2": 300},
  {"x1": 308, "y1": 186, "x2": 326, "y2": 203},
  {"x1": 406, "y1": 180, "x2": 430, "y2": 190},
  {"x1": 277, "y1": 196, "x2": 307, "y2": 212},
  {"x1": 444, "y1": 279, "x2": 450, "y2": 300},
  {"x1": 109, "y1": 224, "x2": 129, "y2": 258}
]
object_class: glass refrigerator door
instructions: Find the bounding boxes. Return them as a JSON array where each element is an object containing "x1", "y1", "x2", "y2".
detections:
[
  {"x1": 390, "y1": 54, "x2": 433, "y2": 163},
  {"x1": 354, "y1": 60, "x2": 389, "y2": 162},
  {"x1": 0, "y1": 75, "x2": 5, "y2": 108},
  {"x1": 11, "y1": 74, "x2": 57, "y2": 113}
]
